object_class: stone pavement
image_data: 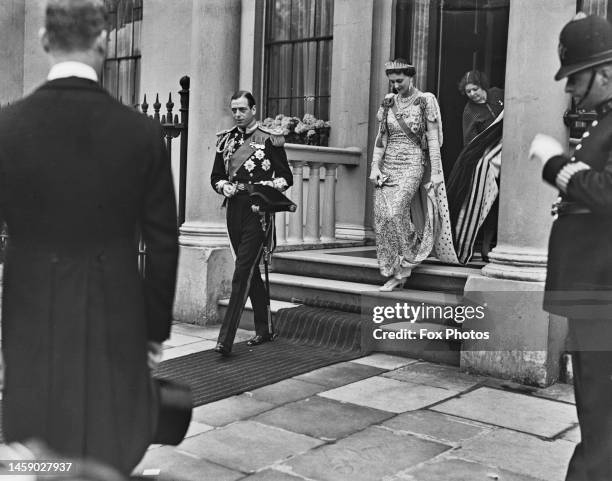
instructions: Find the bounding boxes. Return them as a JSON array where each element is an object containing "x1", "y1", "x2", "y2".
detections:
[{"x1": 133, "y1": 322, "x2": 579, "y2": 481}]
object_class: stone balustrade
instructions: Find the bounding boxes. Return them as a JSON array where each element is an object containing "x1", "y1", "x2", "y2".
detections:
[{"x1": 278, "y1": 143, "x2": 361, "y2": 246}]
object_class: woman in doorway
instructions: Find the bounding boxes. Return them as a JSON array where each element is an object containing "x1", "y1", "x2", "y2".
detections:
[
  {"x1": 369, "y1": 59, "x2": 458, "y2": 291},
  {"x1": 460, "y1": 70, "x2": 504, "y2": 145},
  {"x1": 447, "y1": 70, "x2": 504, "y2": 263}
]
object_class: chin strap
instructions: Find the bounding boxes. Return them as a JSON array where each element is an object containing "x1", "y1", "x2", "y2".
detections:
[{"x1": 576, "y1": 68, "x2": 597, "y2": 109}]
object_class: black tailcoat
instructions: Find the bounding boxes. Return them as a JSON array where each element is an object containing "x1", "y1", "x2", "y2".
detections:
[{"x1": 0, "y1": 77, "x2": 178, "y2": 473}]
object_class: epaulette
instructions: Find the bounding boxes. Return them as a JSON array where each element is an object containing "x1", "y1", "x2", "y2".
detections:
[
  {"x1": 216, "y1": 126, "x2": 236, "y2": 137},
  {"x1": 257, "y1": 125, "x2": 285, "y2": 147}
]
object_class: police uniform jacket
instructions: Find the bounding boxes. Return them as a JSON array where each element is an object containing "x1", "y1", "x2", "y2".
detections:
[
  {"x1": 542, "y1": 99, "x2": 612, "y2": 318},
  {"x1": 210, "y1": 124, "x2": 293, "y2": 195}
]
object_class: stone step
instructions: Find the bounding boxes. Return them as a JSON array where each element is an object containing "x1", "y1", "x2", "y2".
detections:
[
  {"x1": 217, "y1": 298, "x2": 299, "y2": 332},
  {"x1": 267, "y1": 273, "x2": 464, "y2": 324},
  {"x1": 271, "y1": 248, "x2": 482, "y2": 294}
]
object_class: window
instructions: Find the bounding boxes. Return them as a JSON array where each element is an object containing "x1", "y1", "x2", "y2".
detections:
[
  {"x1": 103, "y1": 0, "x2": 142, "y2": 105},
  {"x1": 263, "y1": 0, "x2": 333, "y2": 120}
]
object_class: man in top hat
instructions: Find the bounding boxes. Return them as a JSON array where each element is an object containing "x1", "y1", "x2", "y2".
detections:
[
  {"x1": 211, "y1": 90, "x2": 293, "y2": 355},
  {"x1": 530, "y1": 12, "x2": 612, "y2": 480},
  {"x1": 0, "y1": 0, "x2": 178, "y2": 475}
]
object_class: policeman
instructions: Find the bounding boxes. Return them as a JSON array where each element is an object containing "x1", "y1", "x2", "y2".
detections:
[
  {"x1": 211, "y1": 91, "x2": 293, "y2": 355},
  {"x1": 530, "y1": 13, "x2": 612, "y2": 481}
]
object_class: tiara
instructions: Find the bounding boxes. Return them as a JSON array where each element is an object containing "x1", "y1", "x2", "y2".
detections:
[{"x1": 384, "y1": 60, "x2": 413, "y2": 71}]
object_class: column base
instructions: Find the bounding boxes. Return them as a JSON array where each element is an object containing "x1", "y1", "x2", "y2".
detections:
[
  {"x1": 335, "y1": 223, "x2": 371, "y2": 241},
  {"x1": 174, "y1": 221, "x2": 233, "y2": 325},
  {"x1": 460, "y1": 275, "x2": 568, "y2": 387},
  {"x1": 482, "y1": 245, "x2": 548, "y2": 282}
]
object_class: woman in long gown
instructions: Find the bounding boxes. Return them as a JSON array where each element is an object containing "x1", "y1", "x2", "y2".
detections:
[{"x1": 369, "y1": 59, "x2": 458, "y2": 291}]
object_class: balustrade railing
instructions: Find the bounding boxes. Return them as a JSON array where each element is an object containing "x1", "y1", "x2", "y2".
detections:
[{"x1": 279, "y1": 144, "x2": 361, "y2": 246}]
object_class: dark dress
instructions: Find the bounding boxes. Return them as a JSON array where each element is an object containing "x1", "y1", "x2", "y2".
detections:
[
  {"x1": 462, "y1": 87, "x2": 504, "y2": 146},
  {"x1": 0, "y1": 77, "x2": 179, "y2": 474}
]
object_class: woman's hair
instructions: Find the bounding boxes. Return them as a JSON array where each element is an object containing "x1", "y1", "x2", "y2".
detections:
[
  {"x1": 231, "y1": 90, "x2": 256, "y2": 108},
  {"x1": 385, "y1": 58, "x2": 416, "y2": 78},
  {"x1": 458, "y1": 70, "x2": 490, "y2": 95}
]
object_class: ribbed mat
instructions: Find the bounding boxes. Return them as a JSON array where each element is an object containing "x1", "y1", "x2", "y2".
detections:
[
  {"x1": 155, "y1": 338, "x2": 362, "y2": 407},
  {"x1": 155, "y1": 305, "x2": 365, "y2": 407}
]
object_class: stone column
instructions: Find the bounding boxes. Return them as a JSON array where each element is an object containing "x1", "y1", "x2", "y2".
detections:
[
  {"x1": 364, "y1": 0, "x2": 394, "y2": 237},
  {"x1": 173, "y1": 0, "x2": 242, "y2": 325},
  {"x1": 0, "y1": 1, "x2": 25, "y2": 104},
  {"x1": 330, "y1": 0, "x2": 374, "y2": 241},
  {"x1": 461, "y1": 0, "x2": 575, "y2": 386},
  {"x1": 23, "y1": 0, "x2": 47, "y2": 95}
]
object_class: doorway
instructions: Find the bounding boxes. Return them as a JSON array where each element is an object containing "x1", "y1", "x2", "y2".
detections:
[{"x1": 395, "y1": 0, "x2": 509, "y2": 174}]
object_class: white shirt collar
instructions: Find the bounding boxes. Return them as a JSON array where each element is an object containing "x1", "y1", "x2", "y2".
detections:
[{"x1": 47, "y1": 61, "x2": 98, "y2": 82}]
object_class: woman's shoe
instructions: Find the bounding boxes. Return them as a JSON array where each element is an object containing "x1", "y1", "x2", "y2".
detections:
[{"x1": 378, "y1": 277, "x2": 406, "y2": 292}]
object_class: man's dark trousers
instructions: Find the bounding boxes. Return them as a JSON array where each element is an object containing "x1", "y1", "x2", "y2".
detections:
[
  {"x1": 565, "y1": 318, "x2": 612, "y2": 481},
  {"x1": 218, "y1": 193, "x2": 270, "y2": 350}
]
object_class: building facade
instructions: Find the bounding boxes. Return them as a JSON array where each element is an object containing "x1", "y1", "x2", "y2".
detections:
[{"x1": 1, "y1": 0, "x2": 605, "y2": 383}]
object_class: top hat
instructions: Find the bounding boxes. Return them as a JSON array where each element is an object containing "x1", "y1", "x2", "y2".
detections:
[
  {"x1": 555, "y1": 13, "x2": 612, "y2": 80},
  {"x1": 151, "y1": 378, "x2": 193, "y2": 446},
  {"x1": 247, "y1": 184, "x2": 297, "y2": 213}
]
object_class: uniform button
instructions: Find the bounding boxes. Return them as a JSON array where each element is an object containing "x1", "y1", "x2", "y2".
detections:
[
  {"x1": 583, "y1": 131, "x2": 590, "y2": 138},
  {"x1": 576, "y1": 144, "x2": 582, "y2": 150},
  {"x1": 249, "y1": 173, "x2": 253, "y2": 177},
  {"x1": 570, "y1": 156, "x2": 576, "y2": 161},
  {"x1": 248, "y1": 181, "x2": 252, "y2": 184},
  {"x1": 50, "y1": 254, "x2": 59, "y2": 264}
]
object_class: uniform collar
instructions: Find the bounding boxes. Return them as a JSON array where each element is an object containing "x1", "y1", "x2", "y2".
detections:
[
  {"x1": 237, "y1": 122, "x2": 259, "y2": 135},
  {"x1": 47, "y1": 61, "x2": 98, "y2": 82},
  {"x1": 595, "y1": 97, "x2": 612, "y2": 117}
]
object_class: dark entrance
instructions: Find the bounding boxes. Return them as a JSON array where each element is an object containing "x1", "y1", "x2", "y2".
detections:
[{"x1": 395, "y1": 0, "x2": 509, "y2": 174}]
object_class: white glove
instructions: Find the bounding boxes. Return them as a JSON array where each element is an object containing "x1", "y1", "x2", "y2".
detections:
[
  {"x1": 147, "y1": 341, "x2": 163, "y2": 370},
  {"x1": 529, "y1": 134, "x2": 564, "y2": 165},
  {"x1": 430, "y1": 172, "x2": 444, "y2": 185},
  {"x1": 222, "y1": 183, "x2": 237, "y2": 198}
]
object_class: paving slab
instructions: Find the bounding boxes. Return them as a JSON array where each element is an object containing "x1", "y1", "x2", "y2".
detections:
[
  {"x1": 399, "y1": 457, "x2": 544, "y2": 481},
  {"x1": 171, "y1": 322, "x2": 221, "y2": 339},
  {"x1": 162, "y1": 340, "x2": 218, "y2": 360},
  {"x1": 239, "y1": 468, "x2": 310, "y2": 480},
  {"x1": 252, "y1": 396, "x2": 393, "y2": 441},
  {"x1": 456, "y1": 428, "x2": 575, "y2": 481},
  {"x1": 133, "y1": 445, "x2": 243, "y2": 481},
  {"x1": 181, "y1": 421, "x2": 214, "y2": 440},
  {"x1": 533, "y1": 383, "x2": 575, "y2": 404},
  {"x1": 163, "y1": 332, "x2": 205, "y2": 348},
  {"x1": 248, "y1": 378, "x2": 328, "y2": 406},
  {"x1": 350, "y1": 353, "x2": 419, "y2": 370},
  {"x1": 293, "y1": 361, "x2": 385, "y2": 389},
  {"x1": 382, "y1": 410, "x2": 489, "y2": 445},
  {"x1": 284, "y1": 426, "x2": 450, "y2": 481},
  {"x1": 383, "y1": 361, "x2": 485, "y2": 392},
  {"x1": 431, "y1": 387, "x2": 577, "y2": 438},
  {"x1": 179, "y1": 420, "x2": 324, "y2": 473},
  {"x1": 560, "y1": 425, "x2": 580, "y2": 443},
  {"x1": 319, "y1": 376, "x2": 458, "y2": 413},
  {"x1": 192, "y1": 394, "x2": 275, "y2": 427}
]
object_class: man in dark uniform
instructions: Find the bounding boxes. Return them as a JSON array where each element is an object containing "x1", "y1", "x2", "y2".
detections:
[
  {"x1": 0, "y1": 0, "x2": 178, "y2": 475},
  {"x1": 530, "y1": 13, "x2": 612, "y2": 481},
  {"x1": 211, "y1": 91, "x2": 293, "y2": 355}
]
